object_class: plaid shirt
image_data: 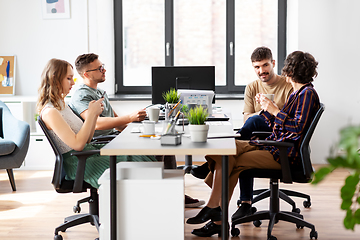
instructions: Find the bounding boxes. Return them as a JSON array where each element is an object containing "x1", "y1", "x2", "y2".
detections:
[{"x1": 253, "y1": 83, "x2": 320, "y2": 165}]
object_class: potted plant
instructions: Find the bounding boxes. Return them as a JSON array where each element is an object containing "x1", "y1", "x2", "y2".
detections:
[
  {"x1": 162, "y1": 88, "x2": 180, "y2": 120},
  {"x1": 312, "y1": 125, "x2": 360, "y2": 230},
  {"x1": 162, "y1": 88, "x2": 180, "y2": 104},
  {"x1": 185, "y1": 105, "x2": 209, "y2": 142},
  {"x1": 34, "y1": 113, "x2": 41, "y2": 133}
]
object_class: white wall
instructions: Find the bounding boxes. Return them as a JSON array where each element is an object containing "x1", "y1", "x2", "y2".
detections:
[
  {"x1": 0, "y1": 0, "x2": 115, "y2": 96},
  {"x1": 288, "y1": 0, "x2": 360, "y2": 163}
]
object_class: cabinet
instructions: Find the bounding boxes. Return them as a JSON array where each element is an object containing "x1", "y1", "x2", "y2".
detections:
[
  {"x1": 0, "y1": 96, "x2": 55, "y2": 170},
  {"x1": 24, "y1": 133, "x2": 55, "y2": 170}
]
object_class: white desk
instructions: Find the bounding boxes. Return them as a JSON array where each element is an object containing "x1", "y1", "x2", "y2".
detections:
[{"x1": 101, "y1": 121, "x2": 236, "y2": 240}]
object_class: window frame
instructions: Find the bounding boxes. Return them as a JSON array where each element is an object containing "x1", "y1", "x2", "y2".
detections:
[{"x1": 114, "y1": 0, "x2": 286, "y2": 96}]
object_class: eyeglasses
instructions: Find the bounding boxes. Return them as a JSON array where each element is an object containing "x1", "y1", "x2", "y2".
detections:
[{"x1": 86, "y1": 64, "x2": 105, "y2": 73}]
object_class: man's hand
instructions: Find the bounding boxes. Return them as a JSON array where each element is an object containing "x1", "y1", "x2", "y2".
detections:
[{"x1": 129, "y1": 108, "x2": 147, "y2": 122}]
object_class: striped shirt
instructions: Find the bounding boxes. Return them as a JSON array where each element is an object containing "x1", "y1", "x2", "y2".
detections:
[{"x1": 253, "y1": 83, "x2": 320, "y2": 165}]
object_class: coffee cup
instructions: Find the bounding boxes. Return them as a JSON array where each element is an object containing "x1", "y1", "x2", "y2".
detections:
[
  {"x1": 142, "y1": 120, "x2": 156, "y2": 135},
  {"x1": 263, "y1": 94, "x2": 275, "y2": 101},
  {"x1": 148, "y1": 107, "x2": 160, "y2": 122}
]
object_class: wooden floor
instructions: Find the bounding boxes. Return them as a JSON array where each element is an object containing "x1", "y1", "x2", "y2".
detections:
[{"x1": 0, "y1": 165, "x2": 359, "y2": 240}]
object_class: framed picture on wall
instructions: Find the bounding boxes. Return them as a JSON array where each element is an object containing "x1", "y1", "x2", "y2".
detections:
[
  {"x1": 0, "y1": 56, "x2": 16, "y2": 96},
  {"x1": 42, "y1": 0, "x2": 70, "y2": 19}
]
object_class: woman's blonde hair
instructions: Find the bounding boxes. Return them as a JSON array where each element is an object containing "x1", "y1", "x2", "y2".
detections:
[{"x1": 37, "y1": 58, "x2": 72, "y2": 113}]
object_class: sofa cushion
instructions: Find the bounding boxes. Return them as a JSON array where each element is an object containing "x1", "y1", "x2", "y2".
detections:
[{"x1": 0, "y1": 139, "x2": 16, "y2": 156}]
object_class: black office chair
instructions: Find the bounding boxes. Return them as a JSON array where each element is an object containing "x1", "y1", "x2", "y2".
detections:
[
  {"x1": 38, "y1": 117, "x2": 101, "y2": 240},
  {"x1": 237, "y1": 131, "x2": 311, "y2": 213},
  {"x1": 231, "y1": 103, "x2": 324, "y2": 240}
]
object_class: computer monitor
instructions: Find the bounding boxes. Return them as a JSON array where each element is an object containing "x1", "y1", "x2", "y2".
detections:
[{"x1": 151, "y1": 66, "x2": 215, "y2": 105}]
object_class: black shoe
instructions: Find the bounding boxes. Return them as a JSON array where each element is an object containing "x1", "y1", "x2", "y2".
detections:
[
  {"x1": 186, "y1": 206, "x2": 222, "y2": 224},
  {"x1": 190, "y1": 162, "x2": 210, "y2": 179},
  {"x1": 191, "y1": 221, "x2": 222, "y2": 237},
  {"x1": 231, "y1": 203, "x2": 253, "y2": 221}
]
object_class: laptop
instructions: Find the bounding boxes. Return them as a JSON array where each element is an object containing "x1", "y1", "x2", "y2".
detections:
[{"x1": 206, "y1": 113, "x2": 229, "y2": 121}]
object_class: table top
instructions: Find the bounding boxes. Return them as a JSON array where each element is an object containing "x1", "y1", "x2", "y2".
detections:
[{"x1": 101, "y1": 121, "x2": 237, "y2": 156}]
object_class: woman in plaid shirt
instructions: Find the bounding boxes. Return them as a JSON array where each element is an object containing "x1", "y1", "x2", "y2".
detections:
[{"x1": 187, "y1": 51, "x2": 320, "y2": 237}]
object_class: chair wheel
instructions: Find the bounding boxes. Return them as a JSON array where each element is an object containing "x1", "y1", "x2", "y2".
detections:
[
  {"x1": 310, "y1": 230, "x2": 318, "y2": 239},
  {"x1": 54, "y1": 234, "x2": 63, "y2": 240},
  {"x1": 303, "y1": 200, "x2": 311, "y2": 208},
  {"x1": 73, "y1": 205, "x2": 81, "y2": 213},
  {"x1": 268, "y1": 235, "x2": 277, "y2": 240},
  {"x1": 296, "y1": 224, "x2": 304, "y2": 229},
  {"x1": 292, "y1": 208, "x2": 301, "y2": 213},
  {"x1": 253, "y1": 220, "x2": 262, "y2": 227},
  {"x1": 231, "y1": 227, "x2": 240, "y2": 237}
]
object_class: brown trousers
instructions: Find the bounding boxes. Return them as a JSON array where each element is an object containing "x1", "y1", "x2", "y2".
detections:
[{"x1": 204, "y1": 140, "x2": 281, "y2": 199}]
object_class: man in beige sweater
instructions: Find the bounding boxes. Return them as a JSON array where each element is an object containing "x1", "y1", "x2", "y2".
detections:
[{"x1": 191, "y1": 46, "x2": 292, "y2": 179}]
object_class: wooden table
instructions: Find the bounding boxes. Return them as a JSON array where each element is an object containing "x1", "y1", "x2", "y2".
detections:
[{"x1": 101, "y1": 121, "x2": 236, "y2": 240}]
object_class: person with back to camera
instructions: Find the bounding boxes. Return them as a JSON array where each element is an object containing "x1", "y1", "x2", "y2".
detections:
[
  {"x1": 186, "y1": 51, "x2": 320, "y2": 237},
  {"x1": 37, "y1": 58, "x2": 157, "y2": 189},
  {"x1": 191, "y1": 47, "x2": 293, "y2": 187},
  {"x1": 70, "y1": 53, "x2": 205, "y2": 207}
]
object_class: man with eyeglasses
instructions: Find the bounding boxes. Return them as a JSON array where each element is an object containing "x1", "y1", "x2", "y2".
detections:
[
  {"x1": 70, "y1": 53, "x2": 147, "y2": 137},
  {"x1": 70, "y1": 53, "x2": 205, "y2": 207}
]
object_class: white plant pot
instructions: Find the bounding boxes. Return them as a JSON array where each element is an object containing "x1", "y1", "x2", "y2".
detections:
[
  {"x1": 35, "y1": 121, "x2": 42, "y2": 133},
  {"x1": 189, "y1": 124, "x2": 209, "y2": 142}
]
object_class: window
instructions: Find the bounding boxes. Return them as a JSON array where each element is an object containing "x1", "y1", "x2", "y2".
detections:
[
  {"x1": 122, "y1": 0, "x2": 164, "y2": 87},
  {"x1": 174, "y1": 0, "x2": 226, "y2": 86},
  {"x1": 234, "y1": 0, "x2": 278, "y2": 86},
  {"x1": 114, "y1": 0, "x2": 286, "y2": 96}
]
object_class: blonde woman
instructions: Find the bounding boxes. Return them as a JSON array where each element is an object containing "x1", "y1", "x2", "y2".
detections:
[{"x1": 37, "y1": 58, "x2": 156, "y2": 188}]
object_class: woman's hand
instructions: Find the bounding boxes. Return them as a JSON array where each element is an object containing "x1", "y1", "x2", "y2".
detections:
[
  {"x1": 259, "y1": 94, "x2": 280, "y2": 116},
  {"x1": 88, "y1": 98, "x2": 104, "y2": 117},
  {"x1": 255, "y1": 93, "x2": 262, "y2": 104}
]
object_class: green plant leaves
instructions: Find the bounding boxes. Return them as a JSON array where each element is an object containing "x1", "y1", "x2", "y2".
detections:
[
  {"x1": 185, "y1": 105, "x2": 209, "y2": 125},
  {"x1": 162, "y1": 88, "x2": 180, "y2": 103},
  {"x1": 313, "y1": 125, "x2": 360, "y2": 231},
  {"x1": 311, "y1": 166, "x2": 333, "y2": 184},
  {"x1": 344, "y1": 209, "x2": 356, "y2": 230},
  {"x1": 355, "y1": 209, "x2": 360, "y2": 224}
]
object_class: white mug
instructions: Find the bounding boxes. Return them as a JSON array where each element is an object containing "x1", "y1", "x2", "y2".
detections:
[
  {"x1": 142, "y1": 120, "x2": 156, "y2": 135},
  {"x1": 148, "y1": 107, "x2": 160, "y2": 123},
  {"x1": 263, "y1": 94, "x2": 275, "y2": 101}
]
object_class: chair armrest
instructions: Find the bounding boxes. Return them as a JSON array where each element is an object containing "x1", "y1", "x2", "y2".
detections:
[
  {"x1": 92, "y1": 135, "x2": 116, "y2": 142},
  {"x1": 251, "y1": 131, "x2": 272, "y2": 139},
  {"x1": 254, "y1": 140, "x2": 294, "y2": 183},
  {"x1": 70, "y1": 150, "x2": 100, "y2": 193},
  {"x1": 91, "y1": 141, "x2": 111, "y2": 145}
]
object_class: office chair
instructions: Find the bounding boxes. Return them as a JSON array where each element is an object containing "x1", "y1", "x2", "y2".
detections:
[
  {"x1": 231, "y1": 103, "x2": 324, "y2": 240},
  {"x1": 0, "y1": 101, "x2": 30, "y2": 191},
  {"x1": 38, "y1": 116, "x2": 101, "y2": 240},
  {"x1": 237, "y1": 130, "x2": 311, "y2": 213}
]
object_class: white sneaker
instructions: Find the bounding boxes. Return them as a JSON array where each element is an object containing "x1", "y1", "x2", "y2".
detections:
[{"x1": 185, "y1": 195, "x2": 205, "y2": 208}]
